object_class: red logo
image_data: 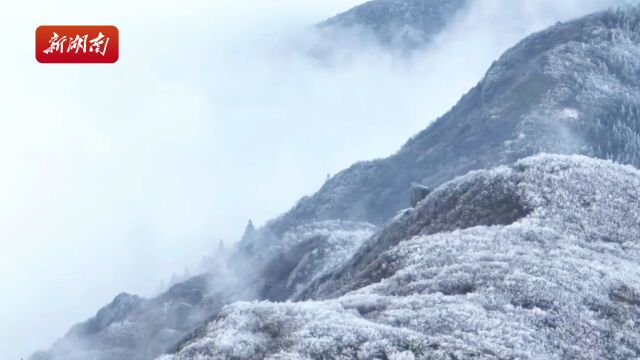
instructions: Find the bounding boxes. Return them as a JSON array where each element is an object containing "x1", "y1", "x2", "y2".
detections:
[{"x1": 36, "y1": 25, "x2": 119, "y2": 63}]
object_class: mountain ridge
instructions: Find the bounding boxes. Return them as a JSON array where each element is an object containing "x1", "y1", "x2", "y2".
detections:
[
  {"x1": 163, "y1": 154, "x2": 640, "y2": 359},
  {"x1": 266, "y1": 5, "x2": 640, "y2": 236}
]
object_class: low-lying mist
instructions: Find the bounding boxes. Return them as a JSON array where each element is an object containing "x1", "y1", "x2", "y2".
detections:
[{"x1": 0, "y1": 0, "x2": 636, "y2": 358}]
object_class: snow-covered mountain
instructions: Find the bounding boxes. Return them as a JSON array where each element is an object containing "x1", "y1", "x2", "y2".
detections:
[
  {"x1": 30, "y1": 276, "x2": 224, "y2": 360},
  {"x1": 269, "y1": 6, "x2": 640, "y2": 234},
  {"x1": 31, "y1": 4, "x2": 640, "y2": 360},
  {"x1": 318, "y1": 0, "x2": 469, "y2": 51},
  {"x1": 30, "y1": 221, "x2": 376, "y2": 360},
  {"x1": 162, "y1": 154, "x2": 640, "y2": 359}
]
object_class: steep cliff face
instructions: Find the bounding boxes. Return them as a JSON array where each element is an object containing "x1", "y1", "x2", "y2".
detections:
[
  {"x1": 269, "y1": 6, "x2": 640, "y2": 234},
  {"x1": 163, "y1": 155, "x2": 640, "y2": 360}
]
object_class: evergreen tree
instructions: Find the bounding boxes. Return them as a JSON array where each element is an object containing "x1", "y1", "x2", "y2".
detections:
[{"x1": 241, "y1": 219, "x2": 256, "y2": 243}]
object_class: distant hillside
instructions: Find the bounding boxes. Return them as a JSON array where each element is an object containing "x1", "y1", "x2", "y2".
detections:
[{"x1": 319, "y1": 0, "x2": 469, "y2": 51}]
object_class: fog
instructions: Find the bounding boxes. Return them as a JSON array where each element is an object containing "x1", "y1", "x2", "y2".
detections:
[{"x1": 0, "y1": 0, "x2": 635, "y2": 358}]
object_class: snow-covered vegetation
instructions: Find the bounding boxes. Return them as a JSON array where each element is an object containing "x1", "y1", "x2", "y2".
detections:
[
  {"x1": 162, "y1": 155, "x2": 640, "y2": 359},
  {"x1": 270, "y1": 5, "x2": 640, "y2": 233},
  {"x1": 31, "y1": 221, "x2": 375, "y2": 360}
]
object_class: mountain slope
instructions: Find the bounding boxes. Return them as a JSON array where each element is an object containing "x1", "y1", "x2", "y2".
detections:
[
  {"x1": 30, "y1": 221, "x2": 375, "y2": 360},
  {"x1": 268, "y1": 6, "x2": 640, "y2": 235},
  {"x1": 162, "y1": 155, "x2": 640, "y2": 360},
  {"x1": 30, "y1": 276, "x2": 231, "y2": 360},
  {"x1": 318, "y1": 0, "x2": 469, "y2": 51}
]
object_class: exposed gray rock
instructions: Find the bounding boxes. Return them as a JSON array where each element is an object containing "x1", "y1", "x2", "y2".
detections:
[{"x1": 410, "y1": 183, "x2": 431, "y2": 207}]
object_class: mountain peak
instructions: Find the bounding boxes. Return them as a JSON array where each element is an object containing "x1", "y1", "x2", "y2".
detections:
[{"x1": 319, "y1": 0, "x2": 469, "y2": 51}]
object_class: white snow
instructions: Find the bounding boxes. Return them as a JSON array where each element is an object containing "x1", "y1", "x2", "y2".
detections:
[{"x1": 160, "y1": 155, "x2": 640, "y2": 360}]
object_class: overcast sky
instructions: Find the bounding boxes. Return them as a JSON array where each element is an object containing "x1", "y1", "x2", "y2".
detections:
[{"x1": 0, "y1": 0, "x2": 635, "y2": 358}]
